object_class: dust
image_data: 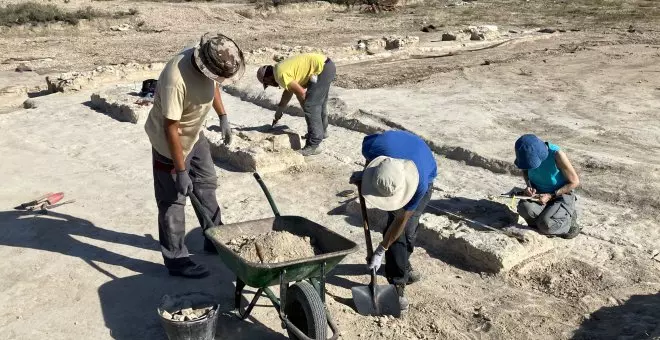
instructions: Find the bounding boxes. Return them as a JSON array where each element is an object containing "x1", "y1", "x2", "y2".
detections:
[{"x1": 226, "y1": 231, "x2": 318, "y2": 263}]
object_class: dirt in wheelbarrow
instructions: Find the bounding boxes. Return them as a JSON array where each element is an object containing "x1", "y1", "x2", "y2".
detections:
[{"x1": 226, "y1": 231, "x2": 319, "y2": 264}]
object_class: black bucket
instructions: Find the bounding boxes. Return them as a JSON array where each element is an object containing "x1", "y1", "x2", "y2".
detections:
[{"x1": 158, "y1": 292, "x2": 220, "y2": 340}]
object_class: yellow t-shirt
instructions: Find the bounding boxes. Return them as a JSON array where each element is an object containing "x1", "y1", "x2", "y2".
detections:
[
  {"x1": 274, "y1": 53, "x2": 326, "y2": 91},
  {"x1": 144, "y1": 48, "x2": 215, "y2": 159}
]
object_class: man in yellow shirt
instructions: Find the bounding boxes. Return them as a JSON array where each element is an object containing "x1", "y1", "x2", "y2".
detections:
[
  {"x1": 144, "y1": 33, "x2": 245, "y2": 278},
  {"x1": 256, "y1": 53, "x2": 336, "y2": 156}
]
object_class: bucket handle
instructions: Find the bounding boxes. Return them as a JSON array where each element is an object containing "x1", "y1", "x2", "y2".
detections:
[{"x1": 253, "y1": 172, "x2": 281, "y2": 217}]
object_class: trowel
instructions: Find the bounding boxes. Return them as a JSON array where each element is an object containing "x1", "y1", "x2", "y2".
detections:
[{"x1": 351, "y1": 182, "x2": 401, "y2": 317}]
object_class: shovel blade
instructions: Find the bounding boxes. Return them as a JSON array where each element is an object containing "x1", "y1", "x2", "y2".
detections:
[{"x1": 351, "y1": 284, "x2": 401, "y2": 317}]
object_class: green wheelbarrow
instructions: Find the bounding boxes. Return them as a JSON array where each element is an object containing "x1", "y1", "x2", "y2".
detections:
[{"x1": 192, "y1": 173, "x2": 359, "y2": 340}]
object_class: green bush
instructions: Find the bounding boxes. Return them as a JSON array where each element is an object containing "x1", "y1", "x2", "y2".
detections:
[{"x1": 0, "y1": 2, "x2": 138, "y2": 27}]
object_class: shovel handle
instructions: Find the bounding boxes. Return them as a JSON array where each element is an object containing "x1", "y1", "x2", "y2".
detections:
[{"x1": 356, "y1": 183, "x2": 375, "y2": 258}]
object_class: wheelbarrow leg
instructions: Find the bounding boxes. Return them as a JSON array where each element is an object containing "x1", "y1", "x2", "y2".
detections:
[
  {"x1": 235, "y1": 278, "x2": 265, "y2": 320},
  {"x1": 320, "y1": 262, "x2": 326, "y2": 303},
  {"x1": 234, "y1": 278, "x2": 245, "y2": 310},
  {"x1": 240, "y1": 288, "x2": 264, "y2": 320}
]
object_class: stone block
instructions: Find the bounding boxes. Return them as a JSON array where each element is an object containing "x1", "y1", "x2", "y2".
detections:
[
  {"x1": 356, "y1": 35, "x2": 419, "y2": 54},
  {"x1": 89, "y1": 87, "x2": 151, "y2": 124},
  {"x1": 417, "y1": 213, "x2": 554, "y2": 273},
  {"x1": 344, "y1": 197, "x2": 554, "y2": 273},
  {"x1": 205, "y1": 129, "x2": 305, "y2": 173},
  {"x1": 46, "y1": 62, "x2": 164, "y2": 93}
]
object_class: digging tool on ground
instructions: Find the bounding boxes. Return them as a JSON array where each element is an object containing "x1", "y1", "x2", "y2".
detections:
[
  {"x1": 351, "y1": 182, "x2": 401, "y2": 317},
  {"x1": 15, "y1": 192, "x2": 66, "y2": 211},
  {"x1": 426, "y1": 204, "x2": 528, "y2": 243},
  {"x1": 500, "y1": 187, "x2": 541, "y2": 202}
]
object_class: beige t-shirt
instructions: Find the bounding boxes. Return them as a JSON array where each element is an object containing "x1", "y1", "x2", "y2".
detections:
[{"x1": 144, "y1": 48, "x2": 215, "y2": 159}]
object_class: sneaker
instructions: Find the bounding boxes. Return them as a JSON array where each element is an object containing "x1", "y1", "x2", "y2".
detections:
[
  {"x1": 395, "y1": 284, "x2": 409, "y2": 311},
  {"x1": 561, "y1": 212, "x2": 582, "y2": 239},
  {"x1": 299, "y1": 144, "x2": 321, "y2": 156},
  {"x1": 167, "y1": 258, "x2": 210, "y2": 279},
  {"x1": 406, "y1": 264, "x2": 422, "y2": 285},
  {"x1": 204, "y1": 237, "x2": 218, "y2": 254}
]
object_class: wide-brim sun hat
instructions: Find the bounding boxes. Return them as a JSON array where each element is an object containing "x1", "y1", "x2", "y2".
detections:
[
  {"x1": 193, "y1": 33, "x2": 245, "y2": 84},
  {"x1": 514, "y1": 134, "x2": 549, "y2": 170},
  {"x1": 361, "y1": 156, "x2": 419, "y2": 212}
]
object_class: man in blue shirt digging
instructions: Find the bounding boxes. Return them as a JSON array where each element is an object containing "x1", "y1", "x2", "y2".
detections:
[{"x1": 356, "y1": 130, "x2": 437, "y2": 310}]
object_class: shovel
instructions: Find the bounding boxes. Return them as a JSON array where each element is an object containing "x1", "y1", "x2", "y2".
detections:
[{"x1": 351, "y1": 183, "x2": 401, "y2": 317}]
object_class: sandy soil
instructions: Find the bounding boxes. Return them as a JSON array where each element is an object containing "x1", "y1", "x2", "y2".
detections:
[
  {"x1": 1, "y1": 0, "x2": 659, "y2": 339},
  {"x1": 224, "y1": 231, "x2": 317, "y2": 263}
]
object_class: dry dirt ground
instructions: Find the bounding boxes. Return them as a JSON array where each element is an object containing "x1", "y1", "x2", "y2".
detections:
[{"x1": 1, "y1": 0, "x2": 660, "y2": 339}]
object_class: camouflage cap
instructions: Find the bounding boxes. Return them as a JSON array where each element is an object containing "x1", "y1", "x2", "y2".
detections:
[{"x1": 193, "y1": 33, "x2": 245, "y2": 84}]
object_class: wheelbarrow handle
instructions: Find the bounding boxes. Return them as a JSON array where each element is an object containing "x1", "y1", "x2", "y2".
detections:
[{"x1": 253, "y1": 172, "x2": 281, "y2": 217}]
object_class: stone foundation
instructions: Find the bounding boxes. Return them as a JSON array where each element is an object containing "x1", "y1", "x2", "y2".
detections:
[
  {"x1": 205, "y1": 129, "x2": 304, "y2": 173},
  {"x1": 89, "y1": 86, "x2": 151, "y2": 124}
]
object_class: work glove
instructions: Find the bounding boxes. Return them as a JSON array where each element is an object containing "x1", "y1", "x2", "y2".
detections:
[
  {"x1": 175, "y1": 169, "x2": 194, "y2": 196},
  {"x1": 219, "y1": 114, "x2": 232, "y2": 145},
  {"x1": 368, "y1": 244, "x2": 386, "y2": 272},
  {"x1": 271, "y1": 108, "x2": 284, "y2": 128}
]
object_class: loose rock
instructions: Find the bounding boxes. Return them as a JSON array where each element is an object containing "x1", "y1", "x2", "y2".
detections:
[
  {"x1": 23, "y1": 99, "x2": 38, "y2": 109},
  {"x1": 15, "y1": 64, "x2": 33, "y2": 72},
  {"x1": 468, "y1": 25, "x2": 499, "y2": 40},
  {"x1": 441, "y1": 33, "x2": 457, "y2": 41},
  {"x1": 162, "y1": 306, "x2": 213, "y2": 322},
  {"x1": 538, "y1": 28, "x2": 557, "y2": 34},
  {"x1": 607, "y1": 296, "x2": 619, "y2": 306},
  {"x1": 421, "y1": 24, "x2": 438, "y2": 33},
  {"x1": 110, "y1": 24, "x2": 132, "y2": 32}
]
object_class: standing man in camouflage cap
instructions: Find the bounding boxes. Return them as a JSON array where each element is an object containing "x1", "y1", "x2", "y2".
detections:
[{"x1": 144, "y1": 33, "x2": 245, "y2": 278}]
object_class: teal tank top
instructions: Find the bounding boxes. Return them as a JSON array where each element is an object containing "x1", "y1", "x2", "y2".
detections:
[{"x1": 527, "y1": 142, "x2": 567, "y2": 194}]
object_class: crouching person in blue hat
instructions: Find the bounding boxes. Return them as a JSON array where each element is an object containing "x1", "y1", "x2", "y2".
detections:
[{"x1": 514, "y1": 134, "x2": 582, "y2": 239}]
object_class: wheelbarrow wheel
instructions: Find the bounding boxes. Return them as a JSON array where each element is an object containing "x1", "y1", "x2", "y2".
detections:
[{"x1": 284, "y1": 281, "x2": 327, "y2": 340}]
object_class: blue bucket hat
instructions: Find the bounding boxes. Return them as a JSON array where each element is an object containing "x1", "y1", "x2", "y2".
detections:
[{"x1": 514, "y1": 134, "x2": 549, "y2": 170}]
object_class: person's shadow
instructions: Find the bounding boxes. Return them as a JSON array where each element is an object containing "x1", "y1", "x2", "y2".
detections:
[
  {"x1": 0, "y1": 210, "x2": 286, "y2": 339},
  {"x1": 97, "y1": 246, "x2": 286, "y2": 340},
  {"x1": 571, "y1": 292, "x2": 660, "y2": 339},
  {"x1": 0, "y1": 209, "x2": 162, "y2": 278}
]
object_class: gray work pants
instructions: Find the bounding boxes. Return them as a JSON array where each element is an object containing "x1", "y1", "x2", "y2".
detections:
[
  {"x1": 517, "y1": 192, "x2": 577, "y2": 235},
  {"x1": 303, "y1": 59, "x2": 336, "y2": 146},
  {"x1": 152, "y1": 134, "x2": 222, "y2": 269}
]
